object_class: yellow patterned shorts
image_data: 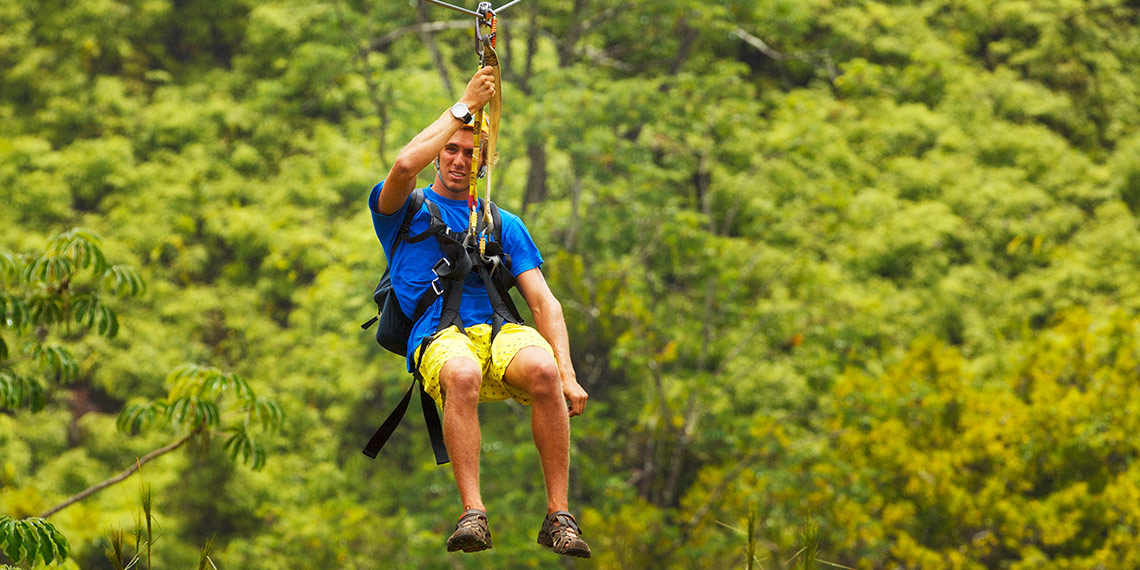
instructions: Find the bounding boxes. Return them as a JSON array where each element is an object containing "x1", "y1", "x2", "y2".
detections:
[{"x1": 417, "y1": 323, "x2": 554, "y2": 408}]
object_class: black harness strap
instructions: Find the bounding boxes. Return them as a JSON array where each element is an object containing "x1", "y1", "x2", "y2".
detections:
[{"x1": 362, "y1": 339, "x2": 448, "y2": 465}]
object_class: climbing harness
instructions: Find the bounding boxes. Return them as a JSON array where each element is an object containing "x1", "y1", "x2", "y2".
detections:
[
  {"x1": 363, "y1": 0, "x2": 530, "y2": 464},
  {"x1": 362, "y1": 190, "x2": 523, "y2": 465}
]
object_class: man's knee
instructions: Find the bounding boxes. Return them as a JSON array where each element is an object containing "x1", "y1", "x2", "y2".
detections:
[
  {"x1": 524, "y1": 355, "x2": 561, "y2": 402},
  {"x1": 441, "y1": 359, "x2": 482, "y2": 404}
]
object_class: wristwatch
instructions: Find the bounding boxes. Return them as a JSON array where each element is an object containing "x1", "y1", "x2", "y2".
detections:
[{"x1": 449, "y1": 102, "x2": 472, "y2": 123}]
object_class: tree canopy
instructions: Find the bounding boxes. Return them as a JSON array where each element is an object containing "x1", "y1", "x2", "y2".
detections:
[{"x1": 3, "y1": 0, "x2": 1140, "y2": 567}]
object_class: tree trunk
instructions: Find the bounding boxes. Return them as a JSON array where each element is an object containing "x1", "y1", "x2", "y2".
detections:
[{"x1": 522, "y1": 137, "x2": 548, "y2": 215}]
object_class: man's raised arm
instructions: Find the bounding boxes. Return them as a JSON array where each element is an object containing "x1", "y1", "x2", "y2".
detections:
[{"x1": 374, "y1": 66, "x2": 497, "y2": 215}]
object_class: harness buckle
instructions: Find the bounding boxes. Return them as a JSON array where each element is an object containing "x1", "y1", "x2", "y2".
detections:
[
  {"x1": 431, "y1": 279, "x2": 444, "y2": 297},
  {"x1": 432, "y1": 257, "x2": 453, "y2": 278},
  {"x1": 481, "y1": 253, "x2": 501, "y2": 274}
]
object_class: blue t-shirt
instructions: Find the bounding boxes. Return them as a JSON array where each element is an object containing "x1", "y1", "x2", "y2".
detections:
[{"x1": 369, "y1": 182, "x2": 543, "y2": 369}]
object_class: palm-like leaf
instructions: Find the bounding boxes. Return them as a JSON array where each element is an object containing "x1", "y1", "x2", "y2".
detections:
[
  {"x1": 252, "y1": 398, "x2": 285, "y2": 432},
  {"x1": 26, "y1": 289, "x2": 64, "y2": 326},
  {"x1": 0, "y1": 250, "x2": 19, "y2": 282},
  {"x1": 223, "y1": 426, "x2": 268, "y2": 470},
  {"x1": 104, "y1": 264, "x2": 146, "y2": 298},
  {"x1": 49, "y1": 228, "x2": 108, "y2": 274},
  {"x1": 0, "y1": 293, "x2": 29, "y2": 329},
  {"x1": 0, "y1": 371, "x2": 46, "y2": 411},
  {"x1": 0, "y1": 516, "x2": 70, "y2": 567},
  {"x1": 118, "y1": 400, "x2": 167, "y2": 434},
  {"x1": 33, "y1": 344, "x2": 79, "y2": 382}
]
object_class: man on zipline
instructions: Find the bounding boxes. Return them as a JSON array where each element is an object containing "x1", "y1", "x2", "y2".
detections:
[{"x1": 368, "y1": 66, "x2": 592, "y2": 558}]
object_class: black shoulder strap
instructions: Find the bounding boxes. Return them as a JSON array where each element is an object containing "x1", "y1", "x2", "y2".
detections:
[
  {"x1": 364, "y1": 189, "x2": 429, "y2": 324},
  {"x1": 406, "y1": 199, "x2": 451, "y2": 244},
  {"x1": 396, "y1": 189, "x2": 426, "y2": 246}
]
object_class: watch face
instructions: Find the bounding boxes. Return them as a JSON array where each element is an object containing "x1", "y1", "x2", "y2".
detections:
[{"x1": 452, "y1": 103, "x2": 469, "y2": 119}]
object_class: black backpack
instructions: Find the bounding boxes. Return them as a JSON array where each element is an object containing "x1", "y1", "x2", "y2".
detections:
[{"x1": 361, "y1": 189, "x2": 426, "y2": 356}]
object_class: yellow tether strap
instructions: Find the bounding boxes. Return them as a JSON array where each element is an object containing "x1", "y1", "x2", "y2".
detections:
[
  {"x1": 480, "y1": 44, "x2": 502, "y2": 255},
  {"x1": 468, "y1": 105, "x2": 483, "y2": 239},
  {"x1": 466, "y1": 12, "x2": 501, "y2": 255}
]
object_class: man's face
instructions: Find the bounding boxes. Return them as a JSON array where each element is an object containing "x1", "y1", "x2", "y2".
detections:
[{"x1": 437, "y1": 128, "x2": 480, "y2": 192}]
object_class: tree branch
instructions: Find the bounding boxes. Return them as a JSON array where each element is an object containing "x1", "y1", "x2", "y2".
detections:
[
  {"x1": 417, "y1": 0, "x2": 454, "y2": 96},
  {"x1": 733, "y1": 27, "x2": 839, "y2": 82},
  {"x1": 733, "y1": 27, "x2": 787, "y2": 61},
  {"x1": 371, "y1": 20, "x2": 471, "y2": 51},
  {"x1": 39, "y1": 431, "x2": 196, "y2": 519},
  {"x1": 0, "y1": 355, "x2": 34, "y2": 367}
]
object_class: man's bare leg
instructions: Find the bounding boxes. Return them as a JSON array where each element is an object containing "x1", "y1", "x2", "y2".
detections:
[
  {"x1": 503, "y1": 347, "x2": 570, "y2": 514},
  {"x1": 439, "y1": 356, "x2": 494, "y2": 552},
  {"x1": 439, "y1": 357, "x2": 486, "y2": 512},
  {"x1": 504, "y1": 346, "x2": 591, "y2": 557}
]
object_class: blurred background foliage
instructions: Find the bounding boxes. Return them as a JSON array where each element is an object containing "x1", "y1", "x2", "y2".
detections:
[{"x1": 3, "y1": 0, "x2": 1140, "y2": 567}]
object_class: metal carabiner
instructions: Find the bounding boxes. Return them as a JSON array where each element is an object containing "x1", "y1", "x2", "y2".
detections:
[{"x1": 474, "y1": 2, "x2": 495, "y2": 62}]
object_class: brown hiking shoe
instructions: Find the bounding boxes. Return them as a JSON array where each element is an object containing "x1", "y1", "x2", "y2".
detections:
[
  {"x1": 446, "y1": 509, "x2": 492, "y2": 553},
  {"x1": 537, "y1": 510, "x2": 591, "y2": 558}
]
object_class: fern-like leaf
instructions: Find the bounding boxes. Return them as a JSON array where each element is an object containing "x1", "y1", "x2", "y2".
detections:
[
  {"x1": 0, "y1": 516, "x2": 69, "y2": 566},
  {"x1": 0, "y1": 372, "x2": 46, "y2": 411},
  {"x1": 253, "y1": 398, "x2": 285, "y2": 432},
  {"x1": 0, "y1": 250, "x2": 19, "y2": 282},
  {"x1": 105, "y1": 264, "x2": 146, "y2": 298}
]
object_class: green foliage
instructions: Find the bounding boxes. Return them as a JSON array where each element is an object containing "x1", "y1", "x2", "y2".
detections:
[
  {"x1": 0, "y1": 371, "x2": 45, "y2": 411},
  {"x1": 3, "y1": 0, "x2": 1140, "y2": 567},
  {"x1": 702, "y1": 309, "x2": 1140, "y2": 567},
  {"x1": 103, "y1": 485, "x2": 156, "y2": 570},
  {"x1": 103, "y1": 479, "x2": 219, "y2": 570},
  {"x1": 0, "y1": 516, "x2": 71, "y2": 567},
  {"x1": 118, "y1": 365, "x2": 282, "y2": 470},
  {"x1": 1, "y1": 228, "x2": 144, "y2": 412}
]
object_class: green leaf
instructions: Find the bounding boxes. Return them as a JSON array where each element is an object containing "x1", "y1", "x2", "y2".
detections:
[
  {"x1": 201, "y1": 400, "x2": 220, "y2": 428},
  {"x1": 169, "y1": 397, "x2": 192, "y2": 425},
  {"x1": 26, "y1": 290, "x2": 64, "y2": 326},
  {"x1": 28, "y1": 380, "x2": 45, "y2": 412},
  {"x1": 30, "y1": 520, "x2": 56, "y2": 565},
  {"x1": 254, "y1": 398, "x2": 285, "y2": 432},
  {"x1": 0, "y1": 250, "x2": 19, "y2": 282},
  {"x1": 118, "y1": 401, "x2": 163, "y2": 434},
  {"x1": 0, "y1": 372, "x2": 16, "y2": 408},
  {"x1": 234, "y1": 375, "x2": 254, "y2": 401},
  {"x1": 223, "y1": 427, "x2": 264, "y2": 468},
  {"x1": 0, "y1": 373, "x2": 45, "y2": 412},
  {"x1": 251, "y1": 442, "x2": 267, "y2": 470},
  {"x1": 0, "y1": 518, "x2": 13, "y2": 555},
  {"x1": 34, "y1": 344, "x2": 78, "y2": 382},
  {"x1": 5, "y1": 521, "x2": 24, "y2": 562},
  {"x1": 50, "y1": 523, "x2": 71, "y2": 559},
  {"x1": 105, "y1": 264, "x2": 145, "y2": 297},
  {"x1": 51, "y1": 228, "x2": 106, "y2": 274},
  {"x1": 0, "y1": 293, "x2": 27, "y2": 328},
  {"x1": 98, "y1": 304, "x2": 120, "y2": 337}
]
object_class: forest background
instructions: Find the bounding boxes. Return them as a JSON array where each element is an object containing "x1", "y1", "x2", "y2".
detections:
[{"x1": 4, "y1": 0, "x2": 1140, "y2": 568}]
